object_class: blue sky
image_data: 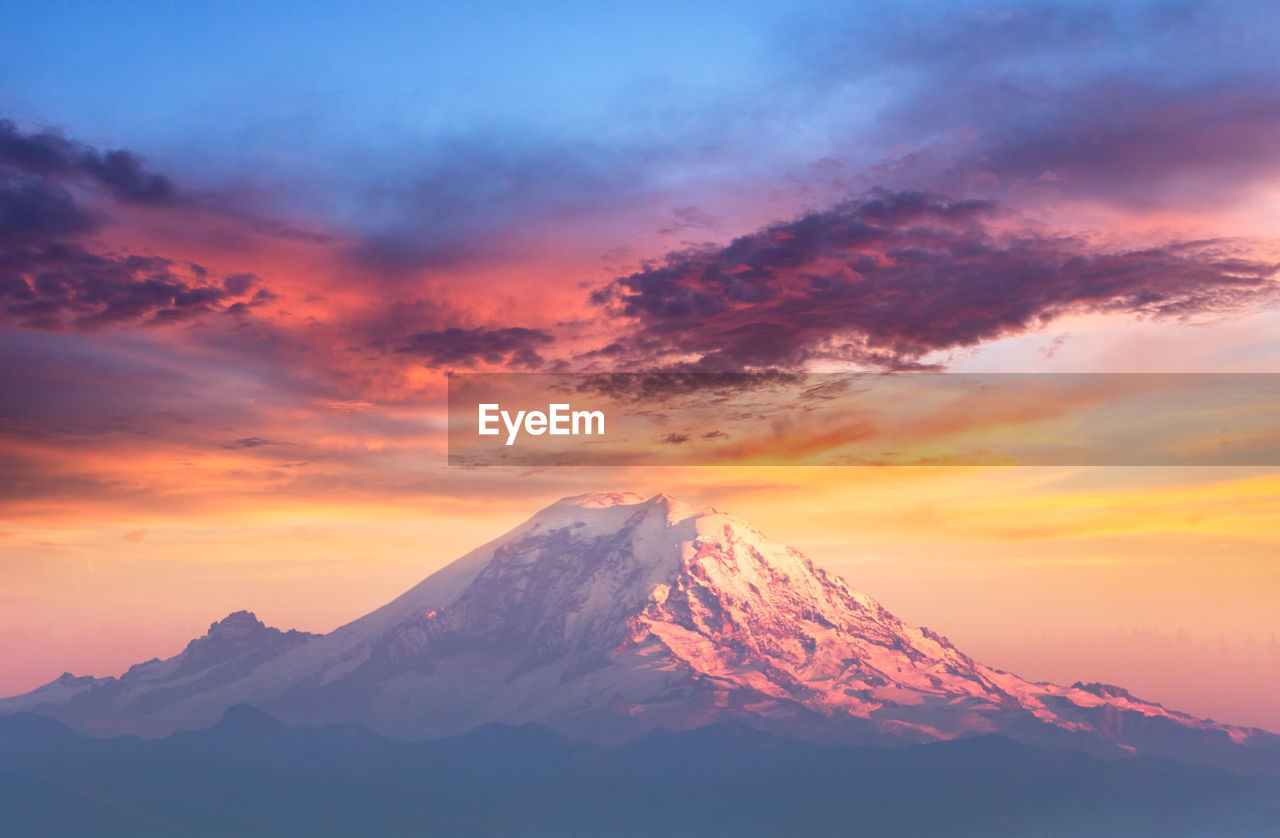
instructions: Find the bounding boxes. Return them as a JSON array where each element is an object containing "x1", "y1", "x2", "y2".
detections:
[
  {"x1": 3, "y1": 1, "x2": 787, "y2": 167},
  {"x1": 6, "y1": 1, "x2": 1276, "y2": 219}
]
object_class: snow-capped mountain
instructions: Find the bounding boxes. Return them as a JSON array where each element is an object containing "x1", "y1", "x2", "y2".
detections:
[{"x1": 2, "y1": 492, "x2": 1275, "y2": 768}]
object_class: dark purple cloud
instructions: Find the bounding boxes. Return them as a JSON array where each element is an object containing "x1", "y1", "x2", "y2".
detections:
[
  {"x1": 0, "y1": 178, "x2": 97, "y2": 245},
  {"x1": 0, "y1": 120, "x2": 176, "y2": 205},
  {"x1": 0, "y1": 242, "x2": 270, "y2": 331},
  {"x1": 571, "y1": 371, "x2": 804, "y2": 402},
  {"x1": 0, "y1": 123, "x2": 274, "y2": 331},
  {"x1": 591, "y1": 191, "x2": 1279, "y2": 369},
  {"x1": 221, "y1": 437, "x2": 280, "y2": 449},
  {"x1": 396, "y1": 326, "x2": 555, "y2": 368}
]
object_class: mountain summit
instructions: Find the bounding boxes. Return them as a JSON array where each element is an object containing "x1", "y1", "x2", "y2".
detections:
[{"x1": 2, "y1": 492, "x2": 1275, "y2": 768}]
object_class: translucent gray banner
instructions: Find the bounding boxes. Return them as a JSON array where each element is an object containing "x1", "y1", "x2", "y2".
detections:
[{"x1": 447, "y1": 373, "x2": 1280, "y2": 466}]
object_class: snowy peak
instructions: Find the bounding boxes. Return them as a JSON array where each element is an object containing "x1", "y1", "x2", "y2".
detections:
[
  {"x1": 386, "y1": 493, "x2": 725, "y2": 663},
  {"x1": 2, "y1": 491, "x2": 1275, "y2": 771},
  {"x1": 388, "y1": 492, "x2": 1267, "y2": 756},
  {"x1": 553, "y1": 491, "x2": 647, "y2": 509},
  {"x1": 529, "y1": 491, "x2": 718, "y2": 536},
  {"x1": 339, "y1": 492, "x2": 818, "y2": 701},
  {"x1": 540, "y1": 491, "x2": 719, "y2": 526},
  {"x1": 362, "y1": 491, "x2": 1013, "y2": 741},
  {"x1": 614, "y1": 511, "x2": 998, "y2": 736}
]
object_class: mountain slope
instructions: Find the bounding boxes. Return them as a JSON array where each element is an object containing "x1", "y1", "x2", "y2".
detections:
[
  {"x1": 2, "y1": 492, "x2": 1276, "y2": 770},
  {"x1": 0, "y1": 611, "x2": 318, "y2": 736}
]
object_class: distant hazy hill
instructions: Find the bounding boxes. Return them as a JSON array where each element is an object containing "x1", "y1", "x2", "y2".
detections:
[{"x1": 2, "y1": 708, "x2": 1278, "y2": 837}]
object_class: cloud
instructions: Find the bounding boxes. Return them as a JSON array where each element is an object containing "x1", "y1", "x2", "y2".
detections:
[
  {"x1": 0, "y1": 246, "x2": 268, "y2": 331},
  {"x1": 570, "y1": 370, "x2": 805, "y2": 403},
  {"x1": 0, "y1": 119, "x2": 176, "y2": 205},
  {"x1": 346, "y1": 136, "x2": 656, "y2": 275},
  {"x1": 221, "y1": 437, "x2": 279, "y2": 450},
  {"x1": 395, "y1": 326, "x2": 555, "y2": 368},
  {"x1": 794, "y1": 3, "x2": 1280, "y2": 210},
  {"x1": 959, "y1": 81, "x2": 1280, "y2": 208},
  {"x1": 0, "y1": 178, "x2": 97, "y2": 245},
  {"x1": 591, "y1": 191, "x2": 1279, "y2": 369},
  {"x1": 0, "y1": 122, "x2": 275, "y2": 332},
  {"x1": 658, "y1": 205, "x2": 721, "y2": 235}
]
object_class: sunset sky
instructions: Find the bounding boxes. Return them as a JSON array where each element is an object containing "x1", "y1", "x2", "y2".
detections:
[{"x1": 2, "y1": 0, "x2": 1279, "y2": 730}]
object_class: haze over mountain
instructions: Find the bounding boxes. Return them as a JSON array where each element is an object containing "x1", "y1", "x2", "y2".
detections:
[
  {"x1": 3, "y1": 492, "x2": 1276, "y2": 771},
  {"x1": 5, "y1": 709, "x2": 1278, "y2": 838}
]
